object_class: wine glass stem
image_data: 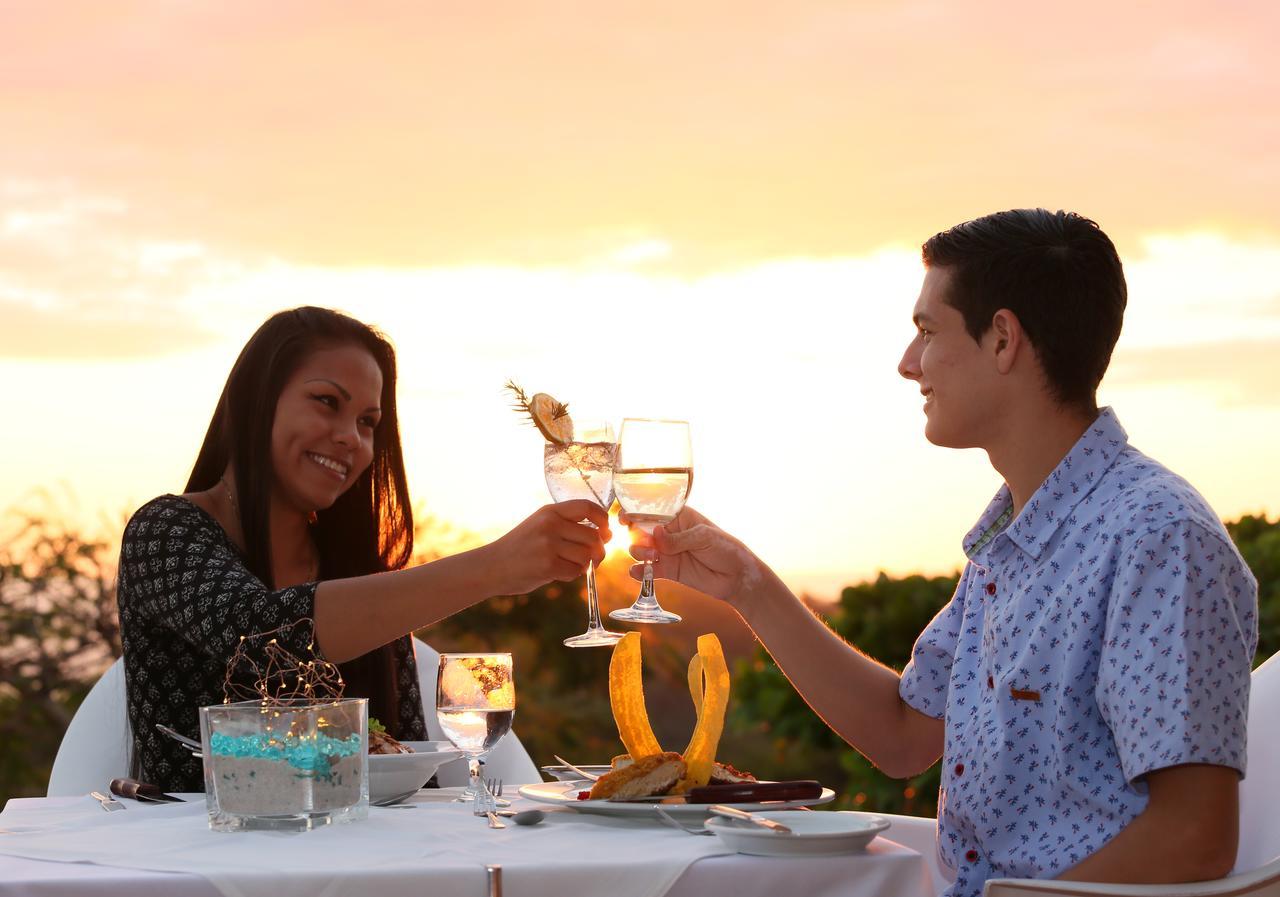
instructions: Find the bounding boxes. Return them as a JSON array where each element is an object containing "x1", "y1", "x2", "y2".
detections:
[
  {"x1": 634, "y1": 560, "x2": 659, "y2": 608},
  {"x1": 468, "y1": 757, "x2": 481, "y2": 792},
  {"x1": 585, "y1": 560, "x2": 604, "y2": 630}
]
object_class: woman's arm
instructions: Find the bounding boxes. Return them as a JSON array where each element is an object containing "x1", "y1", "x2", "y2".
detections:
[{"x1": 314, "y1": 500, "x2": 608, "y2": 662}]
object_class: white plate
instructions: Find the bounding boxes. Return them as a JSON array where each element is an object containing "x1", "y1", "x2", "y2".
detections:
[
  {"x1": 706, "y1": 811, "x2": 890, "y2": 856},
  {"x1": 517, "y1": 780, "x2": 835, "y2": 818},
  {"x1": 368, "y1": 741, "x2": 463, "y2": 803}
]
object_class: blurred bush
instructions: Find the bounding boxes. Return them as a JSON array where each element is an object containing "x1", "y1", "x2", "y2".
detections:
[{"x1": 2, "y1": 509, "x2": 1276, "y2": 814}]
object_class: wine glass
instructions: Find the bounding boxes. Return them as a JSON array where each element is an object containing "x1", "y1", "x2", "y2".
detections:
[
  {"x1": 544, "y1": 419, "x2": 624, "y2": 648},
  {"x1": 435, "y1": 653, "x2": 515, "y2": 803},
  {"x1": 609, "y1": 418, "x2": 692, "y2": 625}
]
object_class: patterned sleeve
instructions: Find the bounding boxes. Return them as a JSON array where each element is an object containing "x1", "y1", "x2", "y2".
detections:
[
  {"x1": 1096, "y1": 520, "x2": 1258, "y2": 784},
  {"x1": 899, "y1": 572, "x2": 970, "y2": 719},
  {"x1": 119, "y1": 497, "x2": 321, "y2": 671}
]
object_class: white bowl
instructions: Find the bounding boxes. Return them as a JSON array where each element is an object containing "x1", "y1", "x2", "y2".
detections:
[
  {"x1": 705, "y1": 811, "x2": 891, "y2": 856},
  {"x1": 368, "y1": 741, "x2": 463, "y2": 803}
]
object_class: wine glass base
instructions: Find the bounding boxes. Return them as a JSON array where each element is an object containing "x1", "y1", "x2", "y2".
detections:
[
  {"x1": 563, "y1": 629, "x2": 625, "y2": 648},
  {"x1": 608, "y1": 606, "x2": 682, "y2": 624}
]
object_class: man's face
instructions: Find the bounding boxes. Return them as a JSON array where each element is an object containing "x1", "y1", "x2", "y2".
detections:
[{"x1": 898, "y1": 267, "x2": 1002, "y2": 449}]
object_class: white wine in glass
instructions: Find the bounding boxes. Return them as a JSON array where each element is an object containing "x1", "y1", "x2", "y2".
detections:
[
  {"x1": 610, "y1": 418, "x2": 692, "y2": 625},
  {"x1": 543, "y1": 420, "x2": 623, "y2": 648}
]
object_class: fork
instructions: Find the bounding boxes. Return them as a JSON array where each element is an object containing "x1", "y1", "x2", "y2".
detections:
[
  {"x1": 485, "y1": 777, "x2": 511, "y2": 807},
  {"x1": 654, "y1": 805, "x2": 714, "y2": 835},
  {"x1": 474, "y1": 779, "x2": 505, "y2": 828}
]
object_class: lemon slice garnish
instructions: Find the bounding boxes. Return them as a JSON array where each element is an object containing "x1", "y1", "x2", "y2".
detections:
[{"x1": 530, "y1": 392, "x2": 573, "y2": 444}]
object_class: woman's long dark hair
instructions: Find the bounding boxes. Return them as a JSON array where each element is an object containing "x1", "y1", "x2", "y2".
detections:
[{"x1": 186, "y1": 306, "x2": 415, "y2": 732}]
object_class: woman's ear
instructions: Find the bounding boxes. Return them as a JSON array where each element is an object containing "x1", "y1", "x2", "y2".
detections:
[{"x1": 989, "y1": 308, "x2": 1025, "y2": 375}]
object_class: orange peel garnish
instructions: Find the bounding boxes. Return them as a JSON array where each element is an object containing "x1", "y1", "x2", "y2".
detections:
[
  {"x1": 676, "y1": 634, "x2": 729, "y2": 792},
  {"x1": 608, "y1": 632, "x2": 663, "y2": 760}
]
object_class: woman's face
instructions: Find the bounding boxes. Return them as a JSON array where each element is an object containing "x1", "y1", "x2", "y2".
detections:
[{"x1": 270, "y1": 343, "x2": 383, "y2": 513}]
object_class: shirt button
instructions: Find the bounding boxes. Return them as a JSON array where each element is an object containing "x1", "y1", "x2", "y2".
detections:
[
  {"x1": 985, "y1": 582, "x2": 997, "y2": 596},
  {"x1": 987, "y1": 675, "x2": 994, "y2": 689},
  {"x1": 954, "y1": 763, "x2": 965, "y2": 776},
  {"x1": 966, "y1": 849, "x2": 980, "y2": 863}
]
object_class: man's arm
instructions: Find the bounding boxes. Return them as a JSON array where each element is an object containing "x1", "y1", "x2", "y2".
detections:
[
  {"x1": 639, "y1": 508, "x2": 945, "y2": 778},
  {"x1": 735, "y1": 568, "x2": 946, "y2": 777},
  {"x1": 1058, "y1": 764, "x2": 1239, "y2": 884}
]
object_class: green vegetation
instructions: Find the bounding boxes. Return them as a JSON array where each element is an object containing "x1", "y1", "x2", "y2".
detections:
[{"x1": 1, "y1": 511, "x2": 1276, "y2": 814}]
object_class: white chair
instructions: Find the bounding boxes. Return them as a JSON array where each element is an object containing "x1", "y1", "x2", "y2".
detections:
[
  {"x1": 46, "y1": 657, "x2": 131, "y2": 796},
  {"x1": 983, "y1": 650, "x2": 1280, "y2": 896},
  {"x1": 412, "y1": 637, "x2": 540, "y2": 787}
]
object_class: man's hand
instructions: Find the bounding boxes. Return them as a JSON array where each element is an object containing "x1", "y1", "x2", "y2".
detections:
[
  {"x1": 1058, "y1": 763, "x2": 1238, "y2": 884},
  {"x1": 623, "y1": 506, "x2": 766, "y2": 606}
]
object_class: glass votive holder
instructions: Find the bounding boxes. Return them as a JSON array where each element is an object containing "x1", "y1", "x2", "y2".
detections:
[{"x1": 199, "y1": 697, "x2": 368, "y2": 832}]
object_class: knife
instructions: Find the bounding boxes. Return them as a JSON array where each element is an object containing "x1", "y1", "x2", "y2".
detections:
[
  {"x1": 709, "y1": 804, "x2": 794, "y2": 833},
  {"x1": 110, "y1": 777, "x2": 184, "y2": 803},
  {"x1": 606, "y1": 780, "x2": 822, "y2": 804}
]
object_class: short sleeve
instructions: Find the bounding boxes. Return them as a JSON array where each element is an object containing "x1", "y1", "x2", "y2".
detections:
[
  {"x1": 118, "y1": 496, "x2": 320, "y2": 669},
  {"x1": 1096, "y1": 520, "x2": 1258, "y2": 784},
  {"x1": 899, "y1": 573, "x2": 970, "y2": 720}
]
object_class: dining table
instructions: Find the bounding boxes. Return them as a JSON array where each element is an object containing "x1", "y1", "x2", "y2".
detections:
[{"x1": 0, "y1": 787, "x2": 934, "y2": 897}]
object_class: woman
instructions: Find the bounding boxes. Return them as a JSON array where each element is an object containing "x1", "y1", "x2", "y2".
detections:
[{"x1": 117, "y1": 307, "x2": 607, "y2": 791}]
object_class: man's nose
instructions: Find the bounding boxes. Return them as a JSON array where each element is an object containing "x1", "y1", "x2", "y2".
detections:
[{"x1": 898, "y1": 343, "x2": 921, "y2": 380}]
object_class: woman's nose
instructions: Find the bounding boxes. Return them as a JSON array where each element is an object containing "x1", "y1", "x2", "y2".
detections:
[{"x1": 332, "y1": 417, "x2": 360, "y2": 447}]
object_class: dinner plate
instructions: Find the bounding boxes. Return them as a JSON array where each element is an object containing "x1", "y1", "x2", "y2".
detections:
[
  {"x1": 517, "y1": 780, "x2": 836, "y2": 818},
  {"x1": 706, "y1": 811, "x2": 890, "y2": 856}
]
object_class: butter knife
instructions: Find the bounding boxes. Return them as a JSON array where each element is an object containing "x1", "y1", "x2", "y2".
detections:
[
  {"x1": 709, "y1": 804, "x2": 793, "y2": 833},
  {"x1": 89, "y1": 790, "x2": 126, "y2": 812}
]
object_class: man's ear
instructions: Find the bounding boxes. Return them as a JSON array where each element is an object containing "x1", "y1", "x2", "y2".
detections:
[{"x1": 989, "y1": 308, "x2": 1025, "y2": 375}]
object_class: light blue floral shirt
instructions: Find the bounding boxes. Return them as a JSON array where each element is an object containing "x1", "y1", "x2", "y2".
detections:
[{"x1": 899, "y1": 408, "x2": 1258, "y2": 897}]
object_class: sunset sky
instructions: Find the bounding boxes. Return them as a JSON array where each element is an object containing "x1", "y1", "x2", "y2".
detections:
[{"x1": 2, "y1": 1, "x2": 1278, "y2": 601}]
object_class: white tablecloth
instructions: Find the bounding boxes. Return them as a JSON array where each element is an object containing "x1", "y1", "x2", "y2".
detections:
[{"x1": 0, "y1": 790, "x2": 932, "y2": 897}]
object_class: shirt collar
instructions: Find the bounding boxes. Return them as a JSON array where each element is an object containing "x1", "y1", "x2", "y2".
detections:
[{"x1": 963, "y1": 407, "x2": 1129, "y2": 564}]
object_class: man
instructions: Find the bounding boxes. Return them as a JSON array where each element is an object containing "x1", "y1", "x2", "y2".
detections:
[{"x1": 631, "y1": 209, "x2": 1258, "y2": 896}]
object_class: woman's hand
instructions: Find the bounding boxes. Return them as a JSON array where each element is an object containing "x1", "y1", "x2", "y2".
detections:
[
  {"x1": 489, "y1": 501, "x2": 611, "y2": 596},
  {"x1": 624, "y1": 506, "x2": 766, "y2": 606}
]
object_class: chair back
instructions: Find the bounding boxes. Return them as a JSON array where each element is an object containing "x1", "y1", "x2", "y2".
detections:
[
  {"x1": 46, "y1": 657, "x2": 131, "y2": 796},
  {"x1": 412, "y1": 638, "x2": 541, "y2": 787},
  {"x1": 1237, "y1": 651, "x2": 1280, "y2": 872}
]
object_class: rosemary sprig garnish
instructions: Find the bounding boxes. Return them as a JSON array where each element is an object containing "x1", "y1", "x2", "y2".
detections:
[
  {"x1": 505, "y1": 380, "x2": 569, "y2": 426},
  {"x1": 504, "y1": 380, "x2": 610, "y2": 508}
]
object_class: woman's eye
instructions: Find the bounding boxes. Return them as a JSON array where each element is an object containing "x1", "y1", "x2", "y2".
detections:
[
  {"x1": 359, "y1": 416, "x2": 379, "y2": 430},
  {"x1": 312, "y1": 394, "x2": 339, "y2": 409}
]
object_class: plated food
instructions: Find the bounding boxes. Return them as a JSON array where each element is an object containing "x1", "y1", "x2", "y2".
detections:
[
  {"x1": 368, "y1": 718, "x2": 414, "y2": 755},
  {"x1": 588, "y1": 632, "x2": 762, "y2": 801}
]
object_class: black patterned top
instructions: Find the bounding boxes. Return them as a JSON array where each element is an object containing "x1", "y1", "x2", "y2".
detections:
[{"x1": 116, "y1": 495, "x2": 426, "y2": 792}]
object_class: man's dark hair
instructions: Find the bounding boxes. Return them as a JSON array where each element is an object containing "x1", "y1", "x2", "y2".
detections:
[
  {"x1": 185, "y1": 306, "x2": 413, "y2": 734},
  {"x1": 922, "y1": 209, "x2": 1126, "y2": 414}
]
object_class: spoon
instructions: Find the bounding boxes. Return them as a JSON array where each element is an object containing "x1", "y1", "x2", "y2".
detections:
[{"x1": 509, "y1": 809, "x2": 546, "y2": 826}]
